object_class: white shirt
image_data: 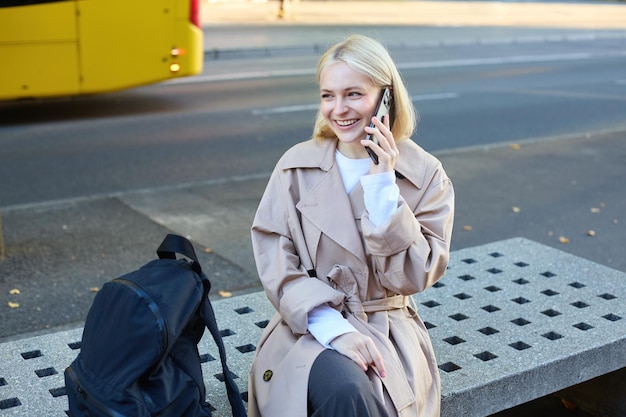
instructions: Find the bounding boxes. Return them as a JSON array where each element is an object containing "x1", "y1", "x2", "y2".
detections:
[{"x1": 307, "y1": 150, "x2": 400, "y2": 348}]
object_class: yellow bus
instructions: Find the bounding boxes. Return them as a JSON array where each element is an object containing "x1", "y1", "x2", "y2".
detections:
[{"x1": 0, "y1": 0, "x2": 203, "y2": 100}]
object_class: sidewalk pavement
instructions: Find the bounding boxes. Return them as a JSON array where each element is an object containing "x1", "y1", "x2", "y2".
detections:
[
  {"x1": 199, "y1": 0, "x2": 626, "y2": 53},
  {"x1": 201, "y1": 0, "x2": 626, "y2": 28}
]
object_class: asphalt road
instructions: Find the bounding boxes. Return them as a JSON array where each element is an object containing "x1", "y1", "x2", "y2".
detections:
[{"x1": 2, "y1": 38, "x2": 625, "y2": 206}]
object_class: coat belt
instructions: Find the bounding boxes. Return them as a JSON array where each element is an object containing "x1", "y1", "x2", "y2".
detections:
[
  {"x1": 345, "y1": 294, "x2": 410, "y2": 321},
  {"x1": 361, "y1": 295, "x2": 409, "y2": 312}
]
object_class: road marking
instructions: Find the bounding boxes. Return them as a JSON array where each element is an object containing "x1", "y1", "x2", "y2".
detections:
[
  {"x1": 165, "y1": 50, "x2": 626, "y2": 86},
  {"x1": 251, "y1": 92, "x2": 459, "y2": 115},
  {"x1": 166, "y1": 68, "x2": 314, "y2": 84},
  {"x1": 2, "y1": 173, "x2": 272, "y2": 214},
  {"x1": 396, "y1": 52, "x2": 594, "y2": 71},
  {"x1": 434, "y1": 126, "x2": 626, "y2": 157},
  {"x1": 490, "y1": 87, "x2": 626, "y2": 101},
  {"x1": 410, "y1": 92, "x2": 459, "y2": 101},
  {"x1": 252, "y1": 103, "x2": 318, "y2": 115}
]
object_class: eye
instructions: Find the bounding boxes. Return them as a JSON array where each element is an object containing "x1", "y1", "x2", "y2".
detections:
[
  {"x1": 321, "y1": 93, "x2": 333, "y2": 100},
  {"x1": 348, "y1": 91, "x2": 362, "y2": 97}
]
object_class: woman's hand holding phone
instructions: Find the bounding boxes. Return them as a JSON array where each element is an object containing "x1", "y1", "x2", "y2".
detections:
[
  {"x1": 362, "y1": 87, "x2": 397, "y2": 172},
  {"x1": 362, "y1": 114, "x2": 398, "y2": 175}
]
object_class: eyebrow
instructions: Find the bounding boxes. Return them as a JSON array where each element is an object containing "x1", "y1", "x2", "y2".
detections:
[{"x1": 320, "y1": 86, "x2": 365, "y2": 93}]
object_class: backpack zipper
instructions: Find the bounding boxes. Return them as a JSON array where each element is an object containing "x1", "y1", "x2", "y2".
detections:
[
  {"x1": 113, "y1": 278, "x2": 169, "y2": 356},
  {"x1": 66, "y1": 365, "x2": 128, "y2": 417}
]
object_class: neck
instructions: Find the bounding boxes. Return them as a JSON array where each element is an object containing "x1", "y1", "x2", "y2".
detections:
[{"x1": 337, "y1": 141, "x2": 369, "y2": 159}]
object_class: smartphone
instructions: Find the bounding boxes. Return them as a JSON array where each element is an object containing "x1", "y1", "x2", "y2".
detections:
[{"x1": 365, "y1": 87, "x2": 392, "y2": 164}]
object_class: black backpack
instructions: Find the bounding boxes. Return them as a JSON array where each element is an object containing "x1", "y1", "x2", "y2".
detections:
[{"x1": 64, "y1": 234, "x2": 247, "y2": 417}]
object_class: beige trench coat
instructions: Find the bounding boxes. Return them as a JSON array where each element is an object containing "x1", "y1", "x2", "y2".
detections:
[{"x1": 248, "y1": 137, "x2": 454, "y2": 417}]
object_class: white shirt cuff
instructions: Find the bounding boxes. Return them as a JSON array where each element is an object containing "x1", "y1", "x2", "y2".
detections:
[
  {"x1": 307, "y1": 304, "x2": 357, "y2": 348},
  {"x1": 361, "y1": 171, "x2": 399, "y2": 227}
]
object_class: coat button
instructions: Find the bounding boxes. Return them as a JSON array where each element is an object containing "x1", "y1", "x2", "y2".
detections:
[{"x1": 263, "y1": 370, "x2": 273, "y2": 382}]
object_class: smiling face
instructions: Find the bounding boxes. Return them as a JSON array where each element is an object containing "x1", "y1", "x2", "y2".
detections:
[{"x1": 319, "y1": 61, "x2": 381, "y2": 158}]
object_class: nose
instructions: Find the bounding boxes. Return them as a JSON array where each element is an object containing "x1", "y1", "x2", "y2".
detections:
[{"x1": 333, "y1": 97, "x2": 349, "y2": 115}]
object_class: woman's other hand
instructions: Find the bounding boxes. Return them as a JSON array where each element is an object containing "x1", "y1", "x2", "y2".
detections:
[{"x1": 329, "y1": 332, "x2": 387, "y2": 378}]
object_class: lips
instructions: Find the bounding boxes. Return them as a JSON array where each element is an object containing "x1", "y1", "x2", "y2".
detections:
[{"x1": 335, "y1": 119, "x2": 359, "y2": 127}]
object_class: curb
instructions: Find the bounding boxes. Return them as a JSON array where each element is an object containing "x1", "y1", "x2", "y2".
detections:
[{"x1": 202, "y1": 30, "x2": 626, "y2": 59}]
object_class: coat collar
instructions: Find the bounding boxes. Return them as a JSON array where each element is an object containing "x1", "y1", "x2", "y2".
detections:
[
  {"x1": 279, "y1": 137, "x2": 431, "y2": 263},
  {"x1": 280, "y1": 137, "x2": 336, "y2": 172},
  {"x1": 280, "y1": 137, "x2": 430, "y2": 190},
  {"x1": 394, "y1": 139, "x2": 429, "y2": 190}
]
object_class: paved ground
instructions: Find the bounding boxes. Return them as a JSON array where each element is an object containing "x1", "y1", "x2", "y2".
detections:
[
  {"x1": 201, "y1": 0, "x2": 626, "y2": 29},
  {"x1": 199, "y1": 0, "x2": 626, "y2": 52},
  {"x1": 1, "y1": 1, "x2": 625, "y2": 415}
]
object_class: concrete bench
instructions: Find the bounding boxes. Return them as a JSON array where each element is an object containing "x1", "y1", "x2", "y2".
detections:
[{"x1": 1, "y1": 237, "x2": 624, "y2": 416}]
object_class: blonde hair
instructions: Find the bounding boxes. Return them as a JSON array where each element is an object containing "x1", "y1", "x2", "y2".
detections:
[{"x1": 313, "y1": 34, "x2": 417, "y2": 142}]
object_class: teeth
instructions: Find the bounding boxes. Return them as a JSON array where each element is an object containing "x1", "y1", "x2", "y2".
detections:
[{"x1": 337, "y1": 119, "x2": 357, "y2": 127}]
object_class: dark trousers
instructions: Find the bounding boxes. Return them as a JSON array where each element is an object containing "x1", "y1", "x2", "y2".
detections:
[{"x1": 307, "y1": 349, "x2": 389, "y2": 417}]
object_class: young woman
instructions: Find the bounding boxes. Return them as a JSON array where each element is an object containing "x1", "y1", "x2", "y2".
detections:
[{"x1": 248, "y1": 34, "x2": 454, "y2": 417}]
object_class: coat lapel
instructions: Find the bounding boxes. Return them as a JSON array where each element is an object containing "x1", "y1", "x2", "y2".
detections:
[{"x1": 296, "y1": 163, "x2": 367, "y2": 263}]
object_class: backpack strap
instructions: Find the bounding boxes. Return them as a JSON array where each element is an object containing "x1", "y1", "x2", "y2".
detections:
[
  {"x1": 157, "y1": 234, "x2": 247, "y2": 416},
  {"x1": 200, "y1": 296, "x2": 247, "y2": 417},
  {"x1": 157, "y1": 234, "x2": 202, "y2": 275}
]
